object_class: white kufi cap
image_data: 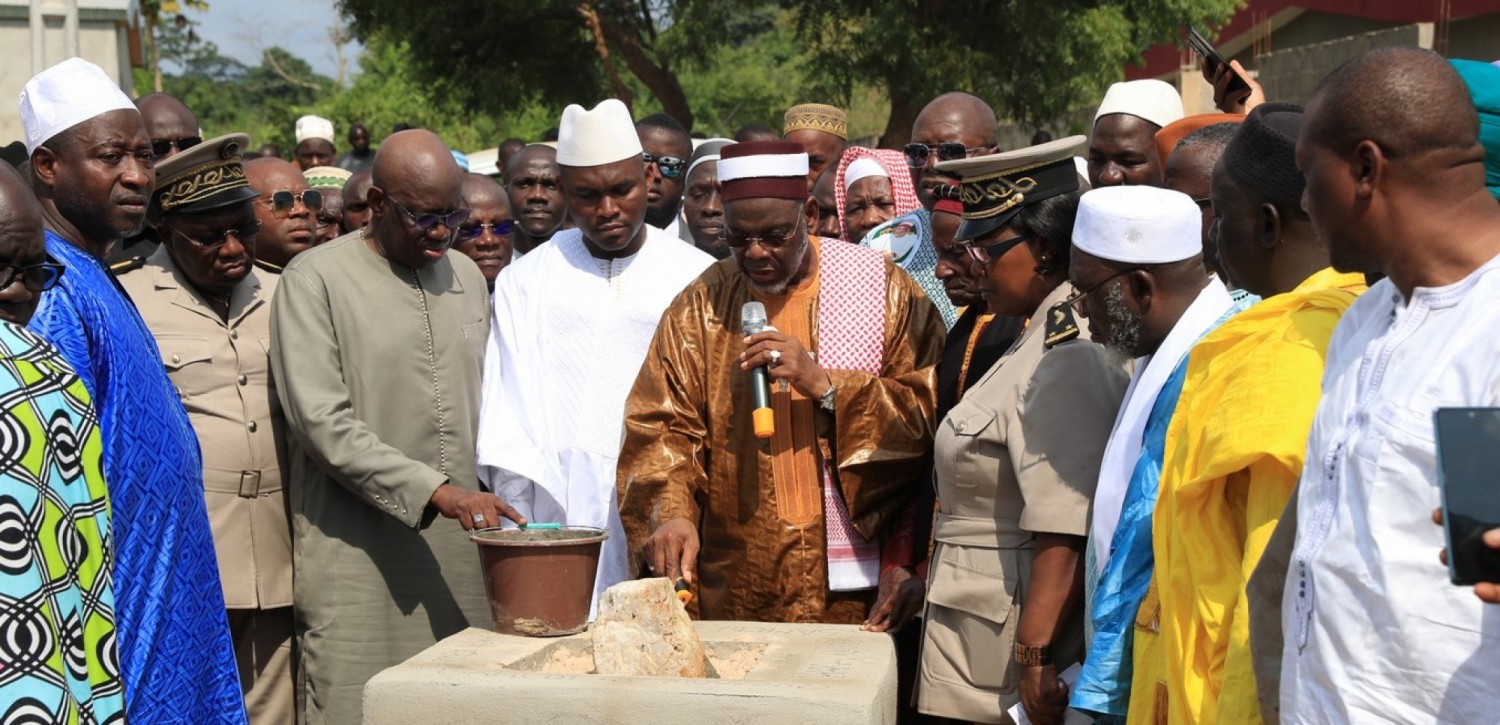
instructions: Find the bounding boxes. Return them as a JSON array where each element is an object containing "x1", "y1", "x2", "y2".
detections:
[
  {"x1": 1094, "y1": 79, "x2": 1185, "y2": 128},
  {"x1": 295, "y1": 115, "x2": 335, "y2": 145},
  {"x1": 843, "y1": 157, "x2": 890, "y2": 190},
  {"x1": 20, "y1": 58, "x2": 137, "y2": 156},
  {"x1": 556, "y1": 99, "x2": 643, "y2": 167},
  {"x1": 1073, "y1": 186, "x2": 1202, "y2": 264}
]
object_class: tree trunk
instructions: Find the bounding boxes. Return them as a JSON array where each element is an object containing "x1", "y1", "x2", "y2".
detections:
[
  {"x1": 147, "y1": 13, "x2": 164, "y2": 93},
  {"x1": 880, "y1": 87, "x2": 918, "y2": 150},
  {"x1": 593, "y1": 14, "x2": 694, "y2": 130},
  {"x1": 577, "y1": 4, "x2": 633, "y2": 112}
]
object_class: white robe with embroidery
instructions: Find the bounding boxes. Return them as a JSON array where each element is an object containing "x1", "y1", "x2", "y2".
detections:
[{"x1": 477, "y1": 226, "x2": 713, "y2": 607}]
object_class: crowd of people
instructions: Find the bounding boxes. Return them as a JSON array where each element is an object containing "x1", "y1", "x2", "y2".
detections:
[{"x1": 0, "y1": 43, "x2": 1497, "y2": 725}]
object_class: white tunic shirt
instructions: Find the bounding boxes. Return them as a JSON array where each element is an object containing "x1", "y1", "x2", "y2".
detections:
[
  {"x1": 476, "y1": 225, "x2": 712, "y2": 606},
  {"x1": 1282, "y1": 258, "x2": 1500, "y2": 723}
]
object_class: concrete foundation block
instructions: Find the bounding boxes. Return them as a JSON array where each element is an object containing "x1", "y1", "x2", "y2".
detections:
[{"x1": 363, "y1": 621, "x2": 897, "y2": 724}]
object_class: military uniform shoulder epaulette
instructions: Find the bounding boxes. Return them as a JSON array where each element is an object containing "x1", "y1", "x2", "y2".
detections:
[
  {"x1": 109, "y1": 255, "x2": 147, "y2": 276},
  {"x1": 1043, "y1": 300, "x2": 1080, "y2": 349},
  {"x1": 253, "y1": 259, "x2": 283, "y2": 275}
]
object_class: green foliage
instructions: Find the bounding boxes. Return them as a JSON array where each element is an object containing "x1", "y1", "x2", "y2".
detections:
[{"x1": 786, "y1": 0, "x2": 1242, "y2": 134}]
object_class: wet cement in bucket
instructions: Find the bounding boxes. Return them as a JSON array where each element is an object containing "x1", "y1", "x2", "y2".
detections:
[{"x1": 472, "y1": 527, "x2": 606, "y2": 544}]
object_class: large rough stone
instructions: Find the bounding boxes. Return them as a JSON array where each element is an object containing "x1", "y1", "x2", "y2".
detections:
[{"x1": 591, "y1": 578, "x2": 708, "y2": 677}]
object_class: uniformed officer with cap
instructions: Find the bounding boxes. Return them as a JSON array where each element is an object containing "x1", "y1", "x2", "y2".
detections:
[
  {"x1": 117, "y1": 133, "x2": 294, "y2": 725},
  {"x1": 913, "y1": 136, "x2": 1129, "y2": 724}
]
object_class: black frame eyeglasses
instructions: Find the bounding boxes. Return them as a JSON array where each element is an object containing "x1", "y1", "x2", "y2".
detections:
[
  {"x1": 1063, "y1": 269, "x2": 1139, "y2": 313},
  {"x1": 458, "y1": 220, "x2": 516, "y2": 241},
  {"x1": 0, "y1": 259, "x2": 66, "y2": 293},
  {"x1": 644, "y1": 153, "x2": 686, "y2": 179},
  {"x1": 382, "y1": 193, "x2": 472, "y2": 237},
  {"x1": 151, "y1": 136, "x2": 202, "y2": 159},
  {"x1": 903, "y1": 142, "x2": 990, "y2": 169},
  {"x1": 263, "y1": 190, "x2": 323, "y2": 218},
  {"x1": 162, "y1": 220, "x2": 262, "y2": 251}
]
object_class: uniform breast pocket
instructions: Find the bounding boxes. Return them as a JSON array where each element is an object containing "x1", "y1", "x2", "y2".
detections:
[
  {"x1": 155, "y1": 335, "x2": 215, "y2": 400},
  {"x1": 939, "y1": 401, "x2": 1001, "y2": 490}
]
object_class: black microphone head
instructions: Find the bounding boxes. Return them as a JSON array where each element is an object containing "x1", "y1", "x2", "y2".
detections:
[{"x1": 741, "y1": 301, "x2": 767, "y2": 335}]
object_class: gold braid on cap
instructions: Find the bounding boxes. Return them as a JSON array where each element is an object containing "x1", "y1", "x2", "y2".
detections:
[
  {"x1": 156, "y1": 160, "x2": 249, "y2": 213},
  {"x1": 783, "y1": 103, "x2": 847, "y2": 139},
  {"x1": 958, "y1": 157, "x2": 1066, "y2": 220}
]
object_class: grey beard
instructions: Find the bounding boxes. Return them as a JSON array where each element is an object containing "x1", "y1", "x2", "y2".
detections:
[
  {"x1": 741, "y1": 232, "x2": 811, "y2": 297},
  {"x1": 1101, "y1": 282, "x2": 1143, "y2": 360}
]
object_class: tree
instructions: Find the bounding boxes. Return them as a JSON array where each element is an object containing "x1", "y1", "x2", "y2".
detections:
[
  {"x1": 786, "y1": 0, "x2": 1242, "y2": 146},
  {"x1": 140, "y1": 0, "x2": 210, "y2": 93},
  {"x1": 338, "y1": 0, "x2": 752, "y2": 131}
]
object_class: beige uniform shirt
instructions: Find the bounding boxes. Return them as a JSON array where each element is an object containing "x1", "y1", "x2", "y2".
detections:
[
  {"x1": 119, "y1": 246, "x2": 292, "y2": 609},
  {"x1": 918, "y1": 283, "x2": 1128, "y2": 723}
]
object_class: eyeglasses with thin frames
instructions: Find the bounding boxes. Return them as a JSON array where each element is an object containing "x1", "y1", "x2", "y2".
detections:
[
  {"x1": 718, "y1": 218, "x2": 805, "y2": 250},
  {"x1": 262, "y1": 190, "x2": 323, "y2": 218},
  {"x1": 1063, "y1": 269, "x2": 1139, "y2": 313}
]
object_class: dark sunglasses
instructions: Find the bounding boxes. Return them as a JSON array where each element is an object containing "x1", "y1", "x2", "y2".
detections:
[
  {"x1": 163, "y1": 220, "x2": 262, "y2": 251},
  {"x1": 151, "y1": 136, "x2": 202, "y2": 159},
  {"x1": 384, "y1": 194, "x2": 472, "y2": 236},
  {"x1": 458, "y1": 220, "x2": 516, "y2": 240},
  {"x1": 903, "y1": 142, "x2": 990, "y2": 169},
  {"x1": 0, "y1": 259, "x2": 66, "y2": 293},
  {"x1": 644, "y1": 153, "x2": 686, "y2": 179},
  {"x1": 264, "y1": 190, "x2": 323, "y2": 218},
  {"x1": 962, "y1": 233, "x2": 1033, "y2": 264}
]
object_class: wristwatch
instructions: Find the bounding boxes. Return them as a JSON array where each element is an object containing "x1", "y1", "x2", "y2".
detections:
[
  {"x1": 1014, "y1": 643, "x2": 1053, "y2": 667},
  {"x1": 818, "y1": 382, "x2": 836, "y2": 413}
]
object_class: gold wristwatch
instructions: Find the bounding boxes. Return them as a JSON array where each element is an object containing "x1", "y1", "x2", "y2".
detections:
[{"x1": 1014, "y1": 643, "x2": 1053, "y2": 667}]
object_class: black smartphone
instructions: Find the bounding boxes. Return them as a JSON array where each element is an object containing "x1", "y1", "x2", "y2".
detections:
[
  {"x1": 1433, "y1": 407, "x2": 1500, "y2": 586},
  {"x1": 1187, "y1": 26, "x2": 1251, "y2": 97}
]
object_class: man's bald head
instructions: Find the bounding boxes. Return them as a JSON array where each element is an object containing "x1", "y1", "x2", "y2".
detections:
[
  {"x1": 372, "y1": 129, "x2": 463, "y2": 204},
  {"x1": 0, "y1": 163, "x2": 50, "y2": 324},
  {"x1": 910, "y1": 92, "x2": 999, "y2": 209},
  {"x1": 1305, "y1": 47, "x2": 1480, "y2": 163},
  {"x1": 913, "y1": 92, "x2": 999, "y2": 145},
  {"x1": 1300, "y1": 46, "x2": 1498, "y2": 285},
  {"x1": 135, "y1": 93, "x2": 198, "y2": 144},
  {"x1": 368, "y1": 130, "x2": 465, "y2": 270}
]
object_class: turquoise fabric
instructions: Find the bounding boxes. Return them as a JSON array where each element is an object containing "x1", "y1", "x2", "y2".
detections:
[{"x1": 1452, "y1": 59, "x2": 1500, "y2": 201}]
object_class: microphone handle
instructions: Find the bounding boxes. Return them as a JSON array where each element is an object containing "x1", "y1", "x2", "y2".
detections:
[{"x1": 750, "y1": 365, "x2": 774, "y2": 438}]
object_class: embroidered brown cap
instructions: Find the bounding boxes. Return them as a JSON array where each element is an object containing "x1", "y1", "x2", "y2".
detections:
[{"x1": 783, "y1": 103, "x2": 847, "y2": 140}]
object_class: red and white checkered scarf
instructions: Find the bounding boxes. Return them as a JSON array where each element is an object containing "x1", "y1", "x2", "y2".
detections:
[
  {"x1": 815, "y1": 238, "x2": 888, "y2": 590},
  {"x1": 833, "y1": 147, "x2": 921, "y2": 244}
]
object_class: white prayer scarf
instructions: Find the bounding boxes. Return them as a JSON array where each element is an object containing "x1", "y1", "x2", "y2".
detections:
[{"x1": 1090, "y1": 276, "x2": 1235, "y2": 573}]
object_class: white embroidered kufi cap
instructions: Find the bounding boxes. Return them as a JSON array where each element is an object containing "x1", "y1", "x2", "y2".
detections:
[
  {"x1": 295, "y1": 115, "x2": 335, "y2": 145},
  {"x1": 556, "y1": 99, "x2": 643, "y2": 167},
  {"x1": 1073, "y1": 186, "x2": 1202, "y2": 264},
  {"x1": 20, "y1": 58, "x2": 137, "y2": 155},
  {"x1": 1094, "y1": 79, "x2": 1185, "y2": 128}
]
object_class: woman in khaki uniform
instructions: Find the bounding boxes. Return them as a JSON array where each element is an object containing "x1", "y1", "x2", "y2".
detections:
[{"x1": 918, "y1": 138, "x2": 1128, "y2": 724}]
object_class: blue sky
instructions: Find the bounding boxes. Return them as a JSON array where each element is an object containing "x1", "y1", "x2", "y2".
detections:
[{"x1": 186, "y1": 0, "x2": 363, "y2": 81}]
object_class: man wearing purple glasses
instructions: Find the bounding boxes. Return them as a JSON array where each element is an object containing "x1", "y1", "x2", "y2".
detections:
[{"x1": 269, "y1": 129, "x2": 519, "y2": 723}]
